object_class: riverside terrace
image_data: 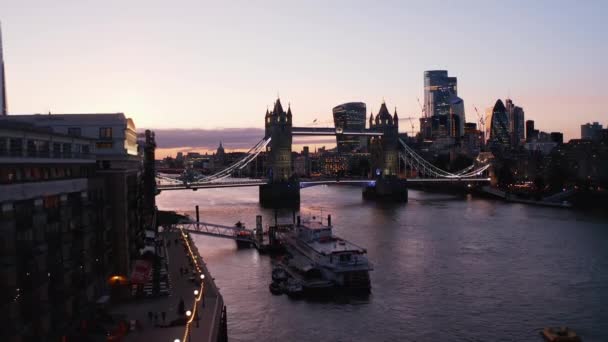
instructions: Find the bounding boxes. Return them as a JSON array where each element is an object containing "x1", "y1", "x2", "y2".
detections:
[{"x1": 108, "y1": 230, "x2": 227, "y2": 342}]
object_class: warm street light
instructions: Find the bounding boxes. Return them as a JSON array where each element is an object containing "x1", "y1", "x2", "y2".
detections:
[
  {"x1": 200, "y1": 274, "x2": 205, "y2": 280},
  {"x1": 186, "y1": 310, "x2": 192, "y2": 317},
  {"x1": 174, "y1": 339, "x2": 180, "y2": 342},
  {"x1": 194, "y1": 290, "x2": 199, "y2": 296}
]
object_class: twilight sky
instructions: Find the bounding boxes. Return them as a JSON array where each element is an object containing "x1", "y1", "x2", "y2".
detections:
[{"x1": 1, "y1": 0, "x2": 607, "y2": 156}]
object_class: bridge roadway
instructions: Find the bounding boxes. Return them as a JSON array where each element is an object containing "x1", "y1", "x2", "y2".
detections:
[
  {"x1": 157, "y1": 178, "x2": 491, "y2": 191},
  {"x1": 291, "y1": 127, "x2": 384, "y2": 136}
]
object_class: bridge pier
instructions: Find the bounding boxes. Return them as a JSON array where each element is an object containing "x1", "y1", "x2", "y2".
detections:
[
  {"x1": 363, "y1": 177, "x2": 408, "y2": 202},
  {"x1": 259, "y1": 181, "x2": 300, "y2": 208}
]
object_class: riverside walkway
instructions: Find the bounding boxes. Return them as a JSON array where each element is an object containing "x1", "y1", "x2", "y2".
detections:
[{"x1": 109, "y1": 231, "x2": 226, "y2": 342}]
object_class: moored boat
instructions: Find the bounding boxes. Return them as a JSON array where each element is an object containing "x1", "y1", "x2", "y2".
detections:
[
  {"x1": 541, "y1": 327, "x2": 581, "y2": 342},
  {"x1": 268, "y1": 282, "x2": 283, "y2": 295},
  {"x1": 279, "y1": 215, "x2": 372, "y2": 292}
]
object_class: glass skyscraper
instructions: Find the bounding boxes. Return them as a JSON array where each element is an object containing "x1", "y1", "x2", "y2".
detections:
[
  {"x1": 487, "y1": 99, "x2": 510, "y2": 151},
  {"x1": 332, "y1": 102, "x2": 367, "y2": 152},
  {"x1": 505, "y1": 99, "x2": 525, "y2": 146},
  {"x1": 422, "y1": 70, "x2": 458, "y2": 139}
]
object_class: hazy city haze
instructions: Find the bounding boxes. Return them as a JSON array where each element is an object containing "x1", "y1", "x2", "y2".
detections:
[{"x1": 1, "y1": 0, "x2": 606, "y2": 144}]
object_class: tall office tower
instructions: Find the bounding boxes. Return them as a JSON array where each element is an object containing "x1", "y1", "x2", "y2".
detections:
[
  {"x1": 526, "y1": 120, "x2": 538, "y2": 142},
  {"x1": 505, "y1": 99, "x2": 525, "y2": 146},
  {"x1": 448, "y1": 94, "x2": 465, "y2": 138},
  {"x1": 581, "y1": 122, "x2": 604, "y2": 141},
  {"x1": 0, "y1": 23, "x2": 7, "y2": 115},
  {"x1": 332, "y1": 102, "x2": 367, "y2": 152},
  {"x1": 422, "y1": 70, "x2": 458, "y2": 139},
  {"x1": 487, "y1": 99, "x2": 510, "y2": 151}
]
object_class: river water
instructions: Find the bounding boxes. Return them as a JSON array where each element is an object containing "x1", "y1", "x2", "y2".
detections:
[{"x1": 157, "y1": 186, "x2": 608, "y2": 341}]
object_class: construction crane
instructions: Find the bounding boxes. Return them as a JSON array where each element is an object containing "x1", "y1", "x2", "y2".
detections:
[
  {"x1": 416, "y1": 98, "x2": 426, "y2": 117},
  {"x1": 397, "y1": 117, "x2": 417, "y2": 136},
  {"x1": 474, "y1": 106, "x2": 485, "y2": 142}
]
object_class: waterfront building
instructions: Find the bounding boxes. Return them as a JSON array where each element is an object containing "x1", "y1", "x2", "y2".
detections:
[
  {"x1": 505, "y1": 99, "x2": 525, "y2": 146},
  {"x1": 581, "y1": 122, "x2": 604, "y2": 141},
  {"x1": 3, "y1": 113, "x2": 148, "y2": 281},
  {"x1": 0, "y1": 23, "x2": 7, "y2": 116},
  {"x1": 422, "y1": 70, "x2": 459, "y2": 140},
  {"x1": 486, "y1": 99, "x2": 510, "y2": 152},
  {"x1": 332, "y1": 102, "x2": 367, "y2": 152},
  {"x1": 0, "y1": 121, "x2": 112, "y2": 338}
]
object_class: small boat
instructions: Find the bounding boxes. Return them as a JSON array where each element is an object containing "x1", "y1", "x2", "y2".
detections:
[
  {"x1": 541, "y1": 327, "x2": 581, "y2": 342},
  {"x1": 272, "y1": 266, "x2": 288, "y2": 282},
  {"x1": 285, "y1": 279, "x2": 304, "y2": 298},
  {"x1": 268, "y1": 282, "x2": 283, "y2": 295}
]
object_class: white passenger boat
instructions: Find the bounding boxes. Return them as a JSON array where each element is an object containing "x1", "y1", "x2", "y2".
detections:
[{"x1": 280, "y1": 216, "x2": 372, "y2": 292}]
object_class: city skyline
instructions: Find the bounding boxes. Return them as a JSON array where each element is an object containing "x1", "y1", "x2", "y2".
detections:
[{"x1": 1, "y1": 1, "x2": 606, "y2": 149}]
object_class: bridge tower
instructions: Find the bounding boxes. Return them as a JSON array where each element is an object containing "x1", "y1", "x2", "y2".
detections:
[
  {"x1": 260, "y1": 98, "x2": 300, "y2": 207},
  {"x1": 364, "y1": 101, "x2": 408, "y2": 201}
]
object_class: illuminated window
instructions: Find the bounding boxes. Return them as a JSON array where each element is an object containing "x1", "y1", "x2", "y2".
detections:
[{"x1": 96, "y1": 142, "x2": 113, "y2": 149}]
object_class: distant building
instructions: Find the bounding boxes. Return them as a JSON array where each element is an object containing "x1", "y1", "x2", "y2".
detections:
[
  {"x1": 486, "y1": 99, "x2": 510, "y2": 151},
  {"x1": 422, "y1": 70, "x2": 459, "y2": 139},
  {"x1": 550, "y1": 132, "x2": 564, "y2": 144},
  {"x1": 332, "y1": 102, "x2": 367, "y2": 152},
  {"x1": 526, "y1": 120, "x2": 538, "y2": 142},
  {"x1": 0, "y1": 23, "x2": 7, "y2": 116},
  {"x1": 449, "y1": 94, "x2": 465, "y2": 138},
  {"x1": 581, "y1": 122, "x2": 604, "y2": 141},
  {"x1": 462, "y1": 122, "x2": 482, "y2": 156},
  {"x1": 505, "y1": 99, "x2": 525, "y2": 146}
]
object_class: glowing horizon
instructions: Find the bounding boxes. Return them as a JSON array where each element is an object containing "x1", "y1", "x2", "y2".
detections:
[{"x1": 1, "y1": 0, "x2": 606, "y2": 144}]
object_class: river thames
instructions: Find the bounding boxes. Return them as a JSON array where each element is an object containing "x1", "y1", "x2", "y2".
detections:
[{"x1": 158, "y1": 186, "x2": 608, "y2": 341}]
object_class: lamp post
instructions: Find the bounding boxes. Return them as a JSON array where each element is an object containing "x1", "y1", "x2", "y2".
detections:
[{"x1": 194, "y1": 290, "x2": 199, "y2": 296}]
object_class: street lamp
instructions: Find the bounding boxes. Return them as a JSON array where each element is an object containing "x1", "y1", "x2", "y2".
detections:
[
  {"x1": 174, "y1": 339, "x2": 180, "y2": 342},
  {"x1": 200, "y1": 274, "x2": 205, "y2": 280},
  {"x1": 186, "y1": 310, "x2": 192, "y2": 317},
  {"x1": 194, "y1": 290, "x2": 199, "y2": 296}
]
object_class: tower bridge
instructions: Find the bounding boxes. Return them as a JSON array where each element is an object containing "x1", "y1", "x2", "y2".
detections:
[{"x1": 156, "y1": 98, "x2": 491, "y2": 207}]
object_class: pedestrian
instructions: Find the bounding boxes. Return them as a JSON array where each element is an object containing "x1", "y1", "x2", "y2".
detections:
[
  {"x1": 161, "y1": 311, "x2": 166, "y2": 323},
  {"x1": 148, "y1": 311, "x2": 153, "y2": 322}
]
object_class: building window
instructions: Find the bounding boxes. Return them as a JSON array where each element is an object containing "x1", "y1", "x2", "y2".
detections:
[
  {"x1": 68, "y1": 127, "x2": 82, "y2": 137},
  {"x1": 53, "y1": 143, "x2": 61, "y2": 158},
  {"x1": 99, "y1": 127, "x2": 113, "y2": 139}
]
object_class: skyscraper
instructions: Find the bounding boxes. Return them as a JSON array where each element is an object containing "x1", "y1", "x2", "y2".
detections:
[
  {"x1": 0, "y1": 22, "x2": 7, "y2": 116},
  {"x1": 505, "y1": 99, "x2": 525, "y2": 146},
  {"x1": 422, "y1": 70, "x2": 459, "y2": 139},
  {"x1": 487, "y1": 99, "x2": 510, "y2": 151},
  {"x1": 332, "y1": 102, "x2": 367, "y2": 152}
]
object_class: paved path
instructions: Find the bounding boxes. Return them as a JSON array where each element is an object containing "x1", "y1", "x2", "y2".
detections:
[{"x1": 109, "y1": 231, "x2": 224, "y2": 342}]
